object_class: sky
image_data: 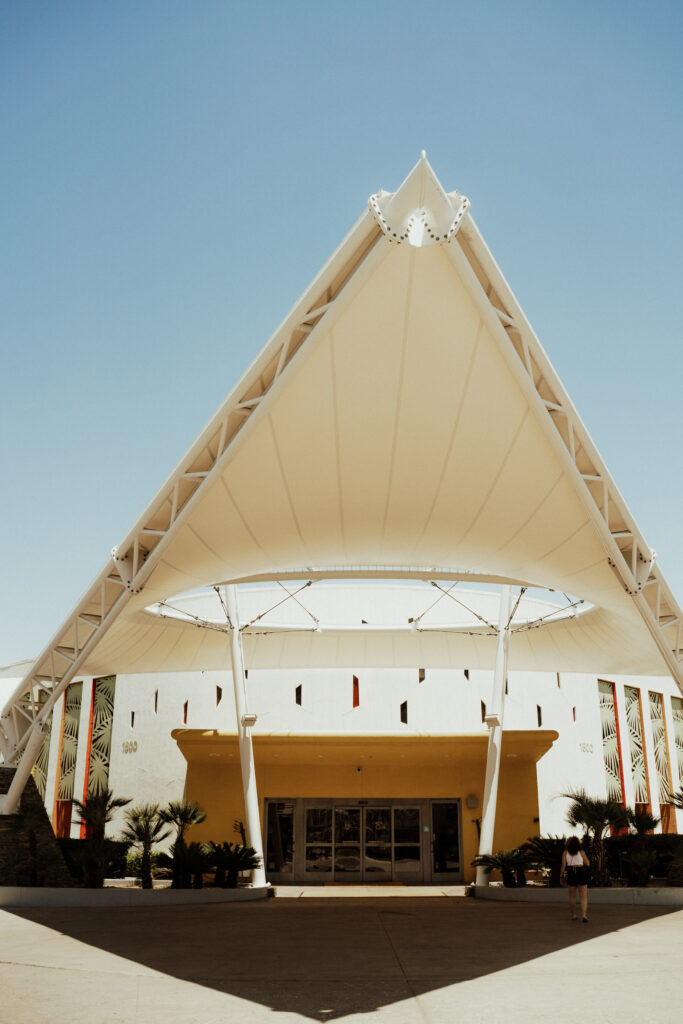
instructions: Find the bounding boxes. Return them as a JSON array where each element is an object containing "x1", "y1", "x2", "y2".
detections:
[{"x1": 1, "y1": 0, "x2": 682, "y2": 667}]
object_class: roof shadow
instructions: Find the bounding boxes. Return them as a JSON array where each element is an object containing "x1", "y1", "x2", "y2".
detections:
[{"x1": 5, "y1": 897, "x2": 681, "y2": 1021}]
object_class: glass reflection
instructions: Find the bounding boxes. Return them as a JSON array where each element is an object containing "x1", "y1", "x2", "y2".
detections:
[
  {"x1": 394, "y1": 845, "x2": 421, "y2": 873},
  {"x1": 393, "y1": 807, "x2": 420, "y2": 844},
  {"x1": 306, "y1": 845, "x2": 332, "y2": 872},
  {"x1": 365, "y1": 808, "x2": 391, "y2": 842},
  {"x1": 266, "y1": 801, "x2": 294, "y2": 873},
  {"x1": 306, "y1": 807, "x2": 332, "y2": 843},
  {"x1": 335, "y1": 807, "x2": 360, "y2": 844},
  {"x1": 364, "y1": 843, "x2": 391, "y2": 873},
  {"x1": 335, "y1": 845, "x2": 361, "y2": 872}
]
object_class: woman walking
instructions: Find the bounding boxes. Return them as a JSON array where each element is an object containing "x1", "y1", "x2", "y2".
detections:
[{"x1": 561, "y1": 836, "x2": 590, "y2": 922}]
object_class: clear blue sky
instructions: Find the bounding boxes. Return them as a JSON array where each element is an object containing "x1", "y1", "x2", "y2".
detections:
[{"x1": 1, "y1": 0, "x2": 681, "y2": 666}]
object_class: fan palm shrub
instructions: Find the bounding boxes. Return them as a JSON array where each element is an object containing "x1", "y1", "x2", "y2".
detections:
[
  {"x1": 522, "y1": 835, "x2": 566, "y2": 887},
  {"x1": 670, "y1": 788, "x2": 683, "y2": 810},
  {"x1": 205, "y1": 841, "x2": 262, "y2": 888},
  {"x1": 563, "y1": 789, "x2": 629, "y2": 886},
  {"x1": 119, "y1": 804, "x2": 172, "y2": 889},
  {"x1": 73, "y1": 789, "x2": 132, "y2": 887},
  {"x1": 471, "y1": 848, "x2": 528, "y2": 888},
  {"x1": 160, "y1": 800, "x2": 207, "y2": 888}
]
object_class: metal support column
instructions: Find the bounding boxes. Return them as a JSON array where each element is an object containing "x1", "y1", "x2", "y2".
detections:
[
  {"x1": 0, "y1": 721, "x2": 49, "y2": 815},
  {"x1": 476, "y1": 585, "x2": 513, "y2": 887},
  {"x1": 223, "y1": 584, "x2": 267, "y2": 887}
]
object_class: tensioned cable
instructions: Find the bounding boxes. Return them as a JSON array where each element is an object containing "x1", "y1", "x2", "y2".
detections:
[
  {"x1": 505, "y1": 587, "x2": 527, "y2": 630},
  {"x1": 511, "y1": 597, "x2": 585, "y2": 634},
  {"x1": 212, "y1": 586, "x2": 233, "y2": 630},
  {"x1": 429, "y1": 581, "x2": 499, "y2": 632},
  {"x1": 276, "y1": 580, "x2": 320, "y2": 626},
  {"x1": 157, "y1": 601, "x2": 232, "y2": 633},
  {"x1": 240, "y1": 580, "x2": 318, "y2": 631},
  {"x1": 411, "y1": 581, "x2": 458, "y2": 626}
]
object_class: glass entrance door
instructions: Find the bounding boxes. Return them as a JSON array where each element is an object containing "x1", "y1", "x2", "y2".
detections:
[
  {"x1": 268, "y1": 798, "x2": 432, "y2": 883},
  {"x1": 431, "y1": 801, "x2": 463, "y2": 881},
  {"x1": 363, "y1": 807, "x2": 392, "y2": 881}
]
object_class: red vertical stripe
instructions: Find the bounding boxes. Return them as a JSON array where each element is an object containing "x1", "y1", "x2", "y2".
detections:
[{"x1": 352, "y1": 676, "x2": 359, "y2": 708}]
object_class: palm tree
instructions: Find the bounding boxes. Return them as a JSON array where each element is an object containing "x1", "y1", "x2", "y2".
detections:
[
  {"x1": 522, "y1": 835, "x2": 566, "y2": 887},
  {"x1": 205, "y1": 841, "x2": 262, "y2": 888},
  {"x1": 670, "y1": 788, "x2": 683, "y2": 810},
  {"x1": 73, "y1": 789, "x2": 132, "y2": 887},
  {"x1": 160, "y1": 800, "x2": 207, "y2": 888},
  {"x1": 119, "y1": 804, "x2": 171, "y2": 889},
  {"x1": 471, "y1": 849, "x2": 527, "y2": 888},
  {"x1": 627, "y1": 808, "x2": 660, "y2": 835},
  {"x1": 562, "y1": 789, "x2": 629, "y2": 886}
]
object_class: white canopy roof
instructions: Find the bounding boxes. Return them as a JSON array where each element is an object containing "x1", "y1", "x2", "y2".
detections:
[{"x1": 2, "y1": 155, "x2": 681, "y2": 758}]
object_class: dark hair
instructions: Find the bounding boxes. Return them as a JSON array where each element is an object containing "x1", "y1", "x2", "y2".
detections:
[{"x1": 566, "y1": 836, "x2": 581, "y2": 855}]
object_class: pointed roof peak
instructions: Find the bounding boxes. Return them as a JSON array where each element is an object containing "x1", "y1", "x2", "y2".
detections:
[{"x1": 369, "y1": 154, "x2": 469, "y2": 247}]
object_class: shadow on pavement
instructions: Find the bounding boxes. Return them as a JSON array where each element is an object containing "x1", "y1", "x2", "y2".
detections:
[{"x1": 6, "y1": 897, "x2": 681, "y2": 1021}]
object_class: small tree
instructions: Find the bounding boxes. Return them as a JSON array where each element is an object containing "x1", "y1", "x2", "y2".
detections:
[
  {"x1": 204, "y1": 841, "x2": 262, "y2": 888},
  {"x1": 471, "y1": 849, "x2": 524, "y2": 888},
  {"x1": 73, "y1": 789, "x2": 132, "y2": 888},
  {"x1": 160, "y1": 800, "x2": 207, "y2": 889},
  {"x1": 522, "y1": 835, "x2": 566, "y2": 887},
  {"x1": 563, "y1": 789, "x2": 629, "y2": 886},
  {"x1": 119, "y1": 804, "x2": 171, "y2": 889}
]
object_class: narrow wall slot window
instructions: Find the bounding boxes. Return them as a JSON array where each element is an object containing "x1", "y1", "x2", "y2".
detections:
[
  {"x1": 480, "y1": 701, "x2": 486, "y2": 723},
  {"x1": 154, "y1": 690, "x2": 158, "y2": 714},
  {"x1": 537, "y1": 705, "x2": 542, "y2": 727},
  {"x1": 216, "y1": 685, "x2": 222, "y2": 706},
  {"x1": 464, "y1": 669, "x2": 470, "y2": 680},
  {"x1": 183, "y1": 701, "x2": 188, "y2": 725},
  {"x1": 572, "y1": 707, "x2": 576, "y2": 722},
  {"x1": 418, "y1": 668, "x2": 425, "y2": 684},
  {"x1": 352, "y1": 675, "x2": 360, "y2": 708},
  {"x1": 130, "y1": 711, "x2": 135, "y2": 729},
  {"x1": 295, "y1": 684, "x2": 302, "y2": 706},
  {"x1": 400, "y1": 701, "x2": 408, "y2": 724}
]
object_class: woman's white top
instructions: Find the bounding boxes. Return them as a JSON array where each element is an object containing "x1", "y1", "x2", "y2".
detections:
[{"x1": 566, "y1": 851, "x2": 584, "y2": 866}]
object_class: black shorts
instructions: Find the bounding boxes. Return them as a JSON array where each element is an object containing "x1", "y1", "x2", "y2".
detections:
[{"x1": 566, "y1": 865, "x2": 589, "y2": 886}]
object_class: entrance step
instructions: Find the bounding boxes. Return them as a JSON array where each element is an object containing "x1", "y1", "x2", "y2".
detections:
[{"x1": 273, "y1": 884, "x2": 468, "y2": 898}]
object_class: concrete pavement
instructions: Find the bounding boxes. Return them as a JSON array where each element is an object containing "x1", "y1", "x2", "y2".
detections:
[{"x1": 1, "y1": 897, "x2": 681, "y2": 1023}]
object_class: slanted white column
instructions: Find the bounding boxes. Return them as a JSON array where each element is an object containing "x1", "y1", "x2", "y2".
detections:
[
  {"x1": 476, "y1": 585, "x2": 512, "y2": 887},
  {"x1": 223, "y1": 584, "x2": 267, "y2": 887},
  {"x1": 0, "y1": 721, "x2": 50, "y2": 815}
]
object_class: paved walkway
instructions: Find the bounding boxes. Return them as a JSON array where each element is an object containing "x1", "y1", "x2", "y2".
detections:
[{"x1": 1, "y1": 897, "x2": 682, "y2": 1023}]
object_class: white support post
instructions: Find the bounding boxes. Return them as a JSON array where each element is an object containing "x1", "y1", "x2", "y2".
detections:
[
  {"x1": 476, "y1": 585, "x2": 513, "y2": 887},
  {"x1": 0, "y1": 721, "x2": 50, "y2": 815},
  {"x1": 223, "y1": 584, "x2": 267, "y2": 888}
]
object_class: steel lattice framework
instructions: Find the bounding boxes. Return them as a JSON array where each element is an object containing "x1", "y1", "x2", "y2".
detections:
[{"x1": 2, "y1": 155, "x2": 682, "y2": 790}]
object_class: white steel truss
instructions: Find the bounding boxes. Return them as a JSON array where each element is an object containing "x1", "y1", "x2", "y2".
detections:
[
  {"x1": 2, "y1": 153, "x2": 682, "y2": 796},
  {"x1": 0, "y1": 211, "x2": 383, "y2": 767}
]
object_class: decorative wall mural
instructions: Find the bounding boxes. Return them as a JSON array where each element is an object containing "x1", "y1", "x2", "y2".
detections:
[
  {"x1": 648, "y1": 692, "x2": 672, "y2": 804},
  {"x1": 57, "y1": 682, "x2": 83, "y2": 800},
  {"x1": 87, "y1": 676, "x2": 116, "y2": 796},
  {"x1": 624, "y1": 686, "x2": 648, "y2": 804},
  {"x1": 671, "y1": 696, "x2": 683, "y2": 790},
  {"x1": 31, "y1": 711, "x2": 53, "y2": 799},
  {"x1": 598, "y1": 680, "x2": 622, "y2": 801}
]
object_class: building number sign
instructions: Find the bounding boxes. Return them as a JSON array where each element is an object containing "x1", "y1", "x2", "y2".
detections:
[
  {"x1": 579, "y1": 742, "x2": 593, "y2": 754},
  {"x1": 122, "y1": 740, "x2": 138, "y2": 754}
]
